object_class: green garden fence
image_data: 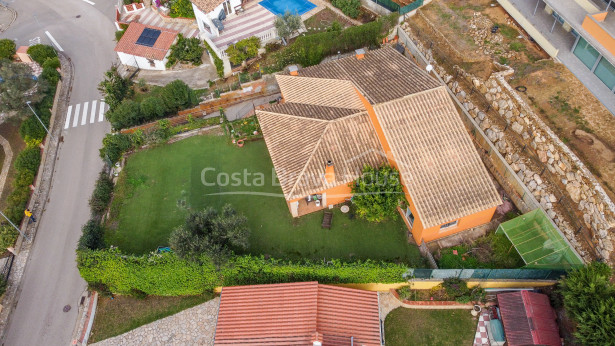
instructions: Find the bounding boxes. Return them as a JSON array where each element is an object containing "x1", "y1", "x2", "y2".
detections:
[
  {"x1": 369, "y1": 0, "x2": 423, "y2": 14},
  {"x1": 405, "y1": 268, "x2": 567, "y2": 281}
]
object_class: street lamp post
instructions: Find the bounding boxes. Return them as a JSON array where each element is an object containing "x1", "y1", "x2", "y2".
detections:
[
  {"x1": 25, "y1": 101, "x2": 51, "y2": 137},
  {"x1": 0, "y1": 211, "x2": 29, "y2": 242}
]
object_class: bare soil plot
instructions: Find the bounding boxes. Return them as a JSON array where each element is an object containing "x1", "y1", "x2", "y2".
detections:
[{"x1": 409, "y1": 0, "x2": 615, "y2": 199}]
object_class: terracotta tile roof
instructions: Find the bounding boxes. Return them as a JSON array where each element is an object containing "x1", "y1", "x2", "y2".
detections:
[
  {"x1": 374, "y1": 86, "x2": 502, "y2": 228},
  {"x1": 257, "y1": 109, "x2": 385, "y2": 200},
  {"x1": 498, "y1": 291, "x2": 560, "y2": 346},
  {"x1": 214, "y1": 282, "x2": 381, "y2": 345},
  {"x1": 266, "y1": 102, "x2": 357, "y2": 121},
  {"x1": 114, "y1": 22, "x2": 178, "y2": 61},
  {"x1": 293, "y1": 47, "x2": 440, "y2": 104},
  {"x1": 277, "y1": 75, "x2": 367, "y2": 110},
  {"x1": 190, "y1": 0, "x2": 224, "y2": 13}
]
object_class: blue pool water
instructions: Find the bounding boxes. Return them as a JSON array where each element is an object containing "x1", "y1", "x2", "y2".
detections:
[{"x1": 259, "y1": 0, "x2": 317, "y2": 16}]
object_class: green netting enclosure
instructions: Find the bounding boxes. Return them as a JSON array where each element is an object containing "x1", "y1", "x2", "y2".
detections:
[{"x1": 496, "y1": 209, "x2": 584, "y2": 270}]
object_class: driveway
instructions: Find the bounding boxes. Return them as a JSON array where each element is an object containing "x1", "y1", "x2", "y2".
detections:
[{"x1": 137, "y1": 63, "x2": 218, "y2": 89}]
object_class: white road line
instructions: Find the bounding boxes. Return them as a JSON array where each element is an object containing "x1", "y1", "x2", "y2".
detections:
[
  {"x1": 98, "y1": 101, "x2": 106, "y2": 122},
  {"x1": 72, "y1": 104, "x2": 81, "y2": 127},
  {"x1": 64, "y1": 105, "x2": 73, "y2": 129},
  {"x1": 82, "y1": 0, "x2": 95, "y2": 5},
  {"x1": 90, "y1": 100, "x2": 97, "y2": 123},
  {"x1": 81, "y1": 102, "x2": 89, "y2": 125},
  {"x1": 44, "y1": 31, "x2": 64, "y2": 52}
]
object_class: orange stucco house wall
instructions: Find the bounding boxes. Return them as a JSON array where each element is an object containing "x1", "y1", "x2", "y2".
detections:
[
  {"x1": 360, "y1": 91, "x2": 497, "y2": 245},
  {"x1": 282, "y1": 87, "x2": 497, "y2": 244},
  {"x1": 582, "y1": 13, "x2": 615, "y2": 56}
]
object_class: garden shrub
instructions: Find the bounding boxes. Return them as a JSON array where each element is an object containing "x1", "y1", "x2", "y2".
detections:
[
  {"x1": 40, "y1": 66, "x2": 60, "y2": 86},
  {"x1": 160, "y1": 80, "x2": 197, "y2": 113},
  {"x1": 99, "y1": 133, "x2": 134, "y2": 163},
  {"x1": 115, "y1": 30, "x2": 126, "y2": 42},
  {"x1": 267, "y1": 14, "x2": 396, "y2": 71},
  {"x1": 0, "y1": 224, "x2": 18, "y2": 251},
  {"x1": 98, "y1": 65, "x2": 133, "y2": 111},
  {"x1": 0, "y1": 39, "x2": 16, "y2": 60},
  {"x1": 559, "y1": 262, "x2": 615, "y2": 344},
  {"x1": 26, "y1": 44, "x2": 57, "y2": 65},
  {"x1": 225, "y1": 36, "x2": 260, "y2": 66},
  {"x1": 169, "y1": 0, "x2": 195, "y2": 18},
  {"x1": 42, "y1": 56, "x2": 60, "y2": 70},
  {"x1": 76, "y1": 249, "x2": 408, "y2": 296},
  {"x1": 203, "y1": 40, "x2": 224, "y2": 78},
  {"x1": 89, "y1": 172, "x2": 114, "y2": 215},
  {"x1": 167, "y1": 34, "x2": 204, "y2": 68},
  {"x1": 14, "y1": 146, "x2": 41, "y2": 174},
  {"x1": 331, "y1": 0, "x2": 361, "y2": 19},
  {"x1": 140, "y1": 96, "x2": 167, "y2": 121},
  {"x1": 106, "y1": 99, "x2": 142, "y2": 130},
  {"x1": 350, "y1": 165, "x2": 405, "y2": 222},
  {"x1": 78, "y1": 219, "x2": 106, "y2": 251}
]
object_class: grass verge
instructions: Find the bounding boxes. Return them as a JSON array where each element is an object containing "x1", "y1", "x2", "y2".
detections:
[
  {"x1": 384, "y1": 307, "x2": 477, "y2": 346},
  {"x1": 106, "y1": 134, "x2": 423, "y2": 266}
]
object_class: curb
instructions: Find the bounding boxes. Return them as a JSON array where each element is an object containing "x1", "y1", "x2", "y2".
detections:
[
  {"x1": 0, "y1": 52, "x2": 75, "y2": 340},
  {"x1": 0, "y1": 4, "x2": 17, "y2": 33},
  {"x1": 389, "y1": 289, "x2": 475, "y2": 309}
]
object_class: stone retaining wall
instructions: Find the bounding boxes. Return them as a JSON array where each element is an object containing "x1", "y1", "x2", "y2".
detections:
[{"x1": 398, "y1": 21, "x2": 614, "y2": 263}]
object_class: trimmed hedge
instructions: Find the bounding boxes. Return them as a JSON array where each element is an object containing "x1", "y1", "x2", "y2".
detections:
[
  {"x1": 267, "y1": 14, "x2": 397, "y2": 71},
  {"x1": 203, "y1": 40, "x2": 224, "y2": 78},
  {"x1": 77, "y1": 249, "x2": 408, "y2": 296},
  {"x1": 26, "y1": 44, "x2": 57, "y2": 65}
]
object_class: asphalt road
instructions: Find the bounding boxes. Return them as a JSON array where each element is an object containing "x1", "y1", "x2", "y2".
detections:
[{"x1": 1, "y1": 0, "x2": 117, "y2": 344}]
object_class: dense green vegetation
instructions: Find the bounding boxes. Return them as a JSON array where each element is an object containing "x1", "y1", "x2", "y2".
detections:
[
  {"x1": 559, "y1": 262, "x2": 615, "y2": 344},
  {"x1": 438, "y1": 232, "x2": 524, "y2": 269},
  {"x1": 331, "y1": 0, "x2": 361, "y2": 19},
  {"x1": 166, "y1": 34, "x2": 204, "y2": 68},
  {"x1": 0, "y1": 39, "x2": 16, "y2": 60},
  {"x1": 351, "y1": 165, "x2": 405, "y2": 222},
  {"x1": 77, "y1": 249, "x2": 409, "y2": 295}
]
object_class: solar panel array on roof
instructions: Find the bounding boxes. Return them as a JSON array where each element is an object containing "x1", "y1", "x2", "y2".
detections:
[{"x1": 136, "y1": 28, "x2": 161, "y2": 47}]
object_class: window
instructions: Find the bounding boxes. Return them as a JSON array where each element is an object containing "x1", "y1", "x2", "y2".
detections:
[
  {"x1": 405, "y1": 208, "x2": 415, "y2": 228},
  {"x1": 147, "y1": 59, "x2": 155, "y2": 67},
  {"x1": 440, "y1": 220, "x2": 458, "y2": 230},
  {"x1": 594, "y1": 57, "x2": 615, "y2": 90},
  {"x1": 573, "y1": 37, "x2": 600, "y2": 70}
]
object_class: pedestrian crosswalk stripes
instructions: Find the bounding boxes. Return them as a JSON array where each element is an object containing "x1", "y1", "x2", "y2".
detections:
[{"x1": 64, "y1": 100, "x2": 108, "y2": 129}]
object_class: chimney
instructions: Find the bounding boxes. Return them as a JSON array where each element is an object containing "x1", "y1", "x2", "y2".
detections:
[
  {"x1": 312, "y1": 332, "x2": 323, "y2": 346},
  {"x1": 325, "y1": 160, "x2": 335, "y2": 184},
  {"x1": 355, "y1": 48, "x2": 366, "y2": 60},
  {"x1": 289, "y1": 65, "x2": 299, "y2": 76}
]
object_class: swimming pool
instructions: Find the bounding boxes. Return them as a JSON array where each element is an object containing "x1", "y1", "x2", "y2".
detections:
[{"x1": 259, "y1": 0, "x2": 317, "y2": 16}]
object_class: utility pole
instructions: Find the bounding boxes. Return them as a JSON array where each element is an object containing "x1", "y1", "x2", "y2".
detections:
[{"x1": 25, "y1": 101, "x2": 51, "y2": 137}]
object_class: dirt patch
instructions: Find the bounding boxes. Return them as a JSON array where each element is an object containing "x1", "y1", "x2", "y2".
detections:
[
  {"x1": 357, "y1": 6, "x2": 377, "y2": 23},
  {"x1": 411, "y1": 0, "x2": 615, "y2": 200},
  {"x1": 304, "y1": 7, "x2": 354, "y2": 34}
]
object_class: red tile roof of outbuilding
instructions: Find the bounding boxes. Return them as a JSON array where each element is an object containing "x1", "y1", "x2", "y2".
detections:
[
  {"x1": 114, "y1": 22, "x2": 178, "y2": 61},
  {"x1": 214, "y1": 282, "x2": 382, "y2": 345},
  {"x1": 498, "y1": 290, "x2": 560, "y2": 346}
]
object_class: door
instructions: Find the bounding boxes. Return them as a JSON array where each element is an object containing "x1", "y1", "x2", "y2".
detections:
[{"x1": 223, "y1": 0, "x2": 232, "y2": 15}]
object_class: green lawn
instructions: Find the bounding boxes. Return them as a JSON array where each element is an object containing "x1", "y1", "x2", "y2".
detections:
[
  {"x1": 384, "y1": 307, "x2": 477, "y2": 346},
  {"x1": 90, "y1": 293, "x2": 215, "y2": 343},
  {"x1": 106, "y1": 134, "x2": 423, "y2": 265}
]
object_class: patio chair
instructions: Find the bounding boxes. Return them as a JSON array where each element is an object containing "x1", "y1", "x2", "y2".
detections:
[
  {"x1": 322, "y1": 211, "x2": 333, "y2": 229},
  {"x1": 212, "y1": 18, "x2": 224, "y2": 31}
]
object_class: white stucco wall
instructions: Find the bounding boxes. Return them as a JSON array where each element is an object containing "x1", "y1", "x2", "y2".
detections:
[
  {"x1": 192, "y1": 0, "x2": 242, "y2": 38},
  {"x1": 117, "y1": 51, "x2": 167, "y2": 71}
]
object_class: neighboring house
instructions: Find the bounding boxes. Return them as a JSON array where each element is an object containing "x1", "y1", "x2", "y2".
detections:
[
  {"x1": 214, "y1": 282, "x2": 382, "y2": 345},
  {"x1": 497, "y1": 290, "x2": 561, "y2": 346},
  {"x1": 114, "y1": 22, "x2": 178, "y2": 71},
  {"x1": 190, "y1": 0, "x2": 301, "y2": 76},
  {"x1": 497, "y1": 0, "x2": 615, "y2": 114},
  {"x1": 256, "y1": 47, "x2": 502, "y2": 244}
]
